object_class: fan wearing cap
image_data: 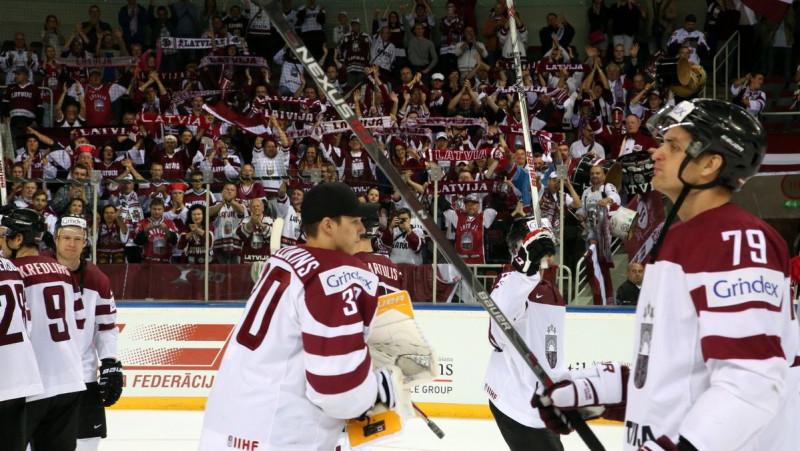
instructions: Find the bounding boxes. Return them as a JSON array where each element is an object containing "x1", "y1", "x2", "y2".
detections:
[
  {"x1": 540, "y1": 99, "x2": 800, "y2": 451},
  {"x1": 0, "y1": 207, "x2": 86, "y2": 451},
  {"x1": 65, "y1": 68, "x2": 126, "y2": 126},
  {"x1": 1, "y1": 65, "x2": 43, "y2": 139},
  {"x1": 591, "y1": 104, "x2": 626, "y2": 155},
  {"x1": 629, "y1": 84, "x2": 676, "y2": 123},
  {"x1": 53, "y1": 214, "x2": 123, "y2": 450},
  {"x1": 199, "y1": 183, "x2": 411, "y2": 451},
  {"x1": 442, "y1": 193, "x2": 498, "y2": 264},
  {"x1": 340, "y1": 17, "x2": 371, "y2": 88},
  {"x1": 666, "y1": 15, "x2": 709, "y2": 66},
  {"x1": 332, "y1": 10, "x2": 350, "y2": 46}
]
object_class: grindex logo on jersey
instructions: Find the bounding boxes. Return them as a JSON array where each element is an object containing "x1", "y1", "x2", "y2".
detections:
[
  {"x1": 319, "y1": 266, "x2": 378, "y2": 296},
  {"x1": 706, "y1": 268, "x2": 784, "y2": 309}
]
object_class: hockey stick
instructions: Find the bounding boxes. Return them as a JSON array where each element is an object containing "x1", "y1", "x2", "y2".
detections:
[
  {"x1": 505, "y1": 0, "x2": 542, "y2": 228},
  {"x1": 270, "y1": 217, "x2": 285, "y2": 253},
  {"x1": 259, "y1": 2, "x2": 604, "y2": 450},
  {"x1": 412, "y1": 402, "x2": 445, "y2": 439}
]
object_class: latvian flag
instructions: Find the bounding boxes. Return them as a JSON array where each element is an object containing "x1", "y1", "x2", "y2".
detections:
[
  {"x1": 201, "y1": 102, "x2": 270, "y2": 136},
  {"x1": 742, "y1": 0, "x2": 792, "y2": 23},
  {"x1": 585, "y1": 244, "x2": 614, "y2": 306}
]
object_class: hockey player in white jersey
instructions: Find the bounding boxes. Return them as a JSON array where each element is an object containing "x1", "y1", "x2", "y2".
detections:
[
  {"x1": 0, "y1": 245, "x2": 42, "y2": 451},
  {"x1": 0, "y1": 207, "x2": 86, "y2": 451},
  {"x1": 537, "y1": 99, "x2": 800, "y2": 450},
  {"x1": 199, "y1": 182, "x2": 409, "y2": 450},
  {"x1": 54, "y1": 215, "x2": 122, "y2": 451},
  {"x1": 483, "y1": 217, "x2": 563, "y2": 451}
]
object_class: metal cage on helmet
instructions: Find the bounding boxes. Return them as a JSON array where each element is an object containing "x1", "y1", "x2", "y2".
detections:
[{"x1": 646, "y1": 99, "x2": 766, "y2": 191}]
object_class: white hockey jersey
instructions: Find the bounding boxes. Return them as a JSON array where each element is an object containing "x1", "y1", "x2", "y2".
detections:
[
  {"x1": 16, "y1": 255, "x2": 86, "y2": 401},
  {"x1": 72, "y1": 261, "x2": 118, "y2": 383},
  {"x1": 199, "y1": 246, "x2": 381, "y2": 450},
  {"x1": 625, "y1": 203, "x2": 800, "y2": 450},
  {"x1": 484, "y1": 271, "x2": 568, "y2": 428},
  {"x1": 0, "y1": 258, "x2": 43, "y2": 402}
]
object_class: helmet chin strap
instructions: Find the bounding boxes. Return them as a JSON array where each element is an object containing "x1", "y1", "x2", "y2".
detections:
[{"x1": 649, "y1": 154, "x2": 721, "y2": 262}]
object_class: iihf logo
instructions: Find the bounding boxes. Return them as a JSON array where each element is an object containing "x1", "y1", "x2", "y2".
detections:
[
  {"x1": 545, "y1": 324, "x2": 558, "y2": 369},
  {"x1": 634, "y1": 304, "x2": 654, "y2": 389}
]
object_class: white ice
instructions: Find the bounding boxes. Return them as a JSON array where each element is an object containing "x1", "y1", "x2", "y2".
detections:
[{"x1": 105, "y1": 410, "x2": 625, "y2": 450}]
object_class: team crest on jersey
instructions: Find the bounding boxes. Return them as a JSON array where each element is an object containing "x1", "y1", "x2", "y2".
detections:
[
  {"x1": 634, "y1": 304, "x2": 654, "y2": 388},
  {"x1": 545, "y1": 324, "x2": 558, "y2": 368}
]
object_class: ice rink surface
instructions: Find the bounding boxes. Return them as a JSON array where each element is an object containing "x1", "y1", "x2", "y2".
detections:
[{"x1": 106, "y1": 410, "x2": 625, "y2": 450}]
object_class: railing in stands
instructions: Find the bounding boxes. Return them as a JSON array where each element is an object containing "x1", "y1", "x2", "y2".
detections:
[{"x1": 712, "y1": 31, "x2": 740, "y2": 102}]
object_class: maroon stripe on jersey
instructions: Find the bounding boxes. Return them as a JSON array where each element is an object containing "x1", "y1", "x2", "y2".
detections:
[
  {"x1": 701, "y1": 334, "x2": 785, "y2": 362},
  {"x1": 792, "y1": 356, "x2": 800, "y2": 368},
  {"x1": 76, "y1": 319, "x2": 86, "y2": 329},
  {"x1": 75, "y1": 298, "x2": 85, "y2": 312},
  {"x1": 0, "y1": 270, "x2": 23, "y2": 282},
  {"x1": 98, "y1": 323, "x2": 117, "y2": 331},
  {"x1": 690, "y1": 287, "x2": 782, "y2": 313},
  {"x1": 96, "y1": 304, "x2": 116, "y2": 316},
  {"x1": 302, "y1": 332, "x2": 366, "y2": 356},
  {"x1": 306, "y1": 355, "x2": 372, "y2": 395}
]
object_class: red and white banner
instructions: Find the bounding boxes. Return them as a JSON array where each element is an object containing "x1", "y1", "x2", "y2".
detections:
[
  {"x1": 584, "y1": 244, "x2": 614, "y2": 306},
  {"x1": 54, "y1": 56, "x2": 138, "y2": 67},
  {"x1": 741, "y1": 0, "x2": 792, "y2": 23},
  {"x1": 623, "y1": 192, "x2": 666, "y2": 264}
]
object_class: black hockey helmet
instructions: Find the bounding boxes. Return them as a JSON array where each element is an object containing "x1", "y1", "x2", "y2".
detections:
[
  {"x1": 0, "y1": 206, "x2": 46, "y2": 246},
  {"x1": 360, "y1": 205, "x2": 381, "y2": 239},
  {"x1": 646, "y1": 98, "x2": 766, "y2": 191},
  {"x1": 506, "y1": 216, "x2": 538, "y2": 255}
]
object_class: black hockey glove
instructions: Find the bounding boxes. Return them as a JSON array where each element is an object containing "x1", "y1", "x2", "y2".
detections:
[
  {"x1": 512, "y1": 228, "x2": 556, "y2": 276},
  {"x1": 99, "y1": 358, "x2": 123, "y2": 407}
]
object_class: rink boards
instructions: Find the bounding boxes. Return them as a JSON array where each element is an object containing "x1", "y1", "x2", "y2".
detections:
[{"x1": 111, "y1": 303, "x2": 635, "y2": 418}]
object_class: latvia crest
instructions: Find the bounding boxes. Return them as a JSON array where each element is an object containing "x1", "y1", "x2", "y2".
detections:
[
  {"x1": 545, "y1": 324, "x2": 558, "y2": 368},
  {"x1": 634, "y1": 303, "x2": 654, "y2": 388}
]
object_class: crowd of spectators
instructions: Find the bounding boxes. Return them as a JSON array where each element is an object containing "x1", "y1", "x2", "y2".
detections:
[{"x1": 0, "y1": 1, "x2": 797, "y2": 302}]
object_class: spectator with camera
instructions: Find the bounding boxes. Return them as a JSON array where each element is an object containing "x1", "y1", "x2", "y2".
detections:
[{"x1": 380, "y1": 208, "x2": 425, "y2": 265}]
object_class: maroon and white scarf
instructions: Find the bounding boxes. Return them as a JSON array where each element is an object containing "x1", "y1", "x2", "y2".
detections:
[
  {"x1": 159, "y1": 36, "x2": 242, "y2": 50},
  {"x1": 54, "y1": 56, "x2": 138, "y2": 67},
  {"x1": 427, "y1": 147, "x2": 494, "y2": 161},
  {"x1": 198, "y1": 55, "x2": 269, "y2": 68},
  {"x1": 139, "y1": 113, "x2": 209, "y2": 128},
  {"x1": 405, "y1": 117, "x2": 487, "y2": 129},
  {"x1": 426, "y1": 180, "x2": 501, "y2": 194}
]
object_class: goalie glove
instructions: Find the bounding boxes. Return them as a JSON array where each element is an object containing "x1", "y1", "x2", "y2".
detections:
[
  {"x1": 512, "y1": 229, "x2": 556, "y2": 276},
  {"x1": 533, "y1": 362, "x2": 629, "y2": 433},
  {"x1": 374, "y1": 365, "x2": 413, "y2": 418},
  {"x1": 98, "y1": 358, "x2": 123, "y2": 407}
]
